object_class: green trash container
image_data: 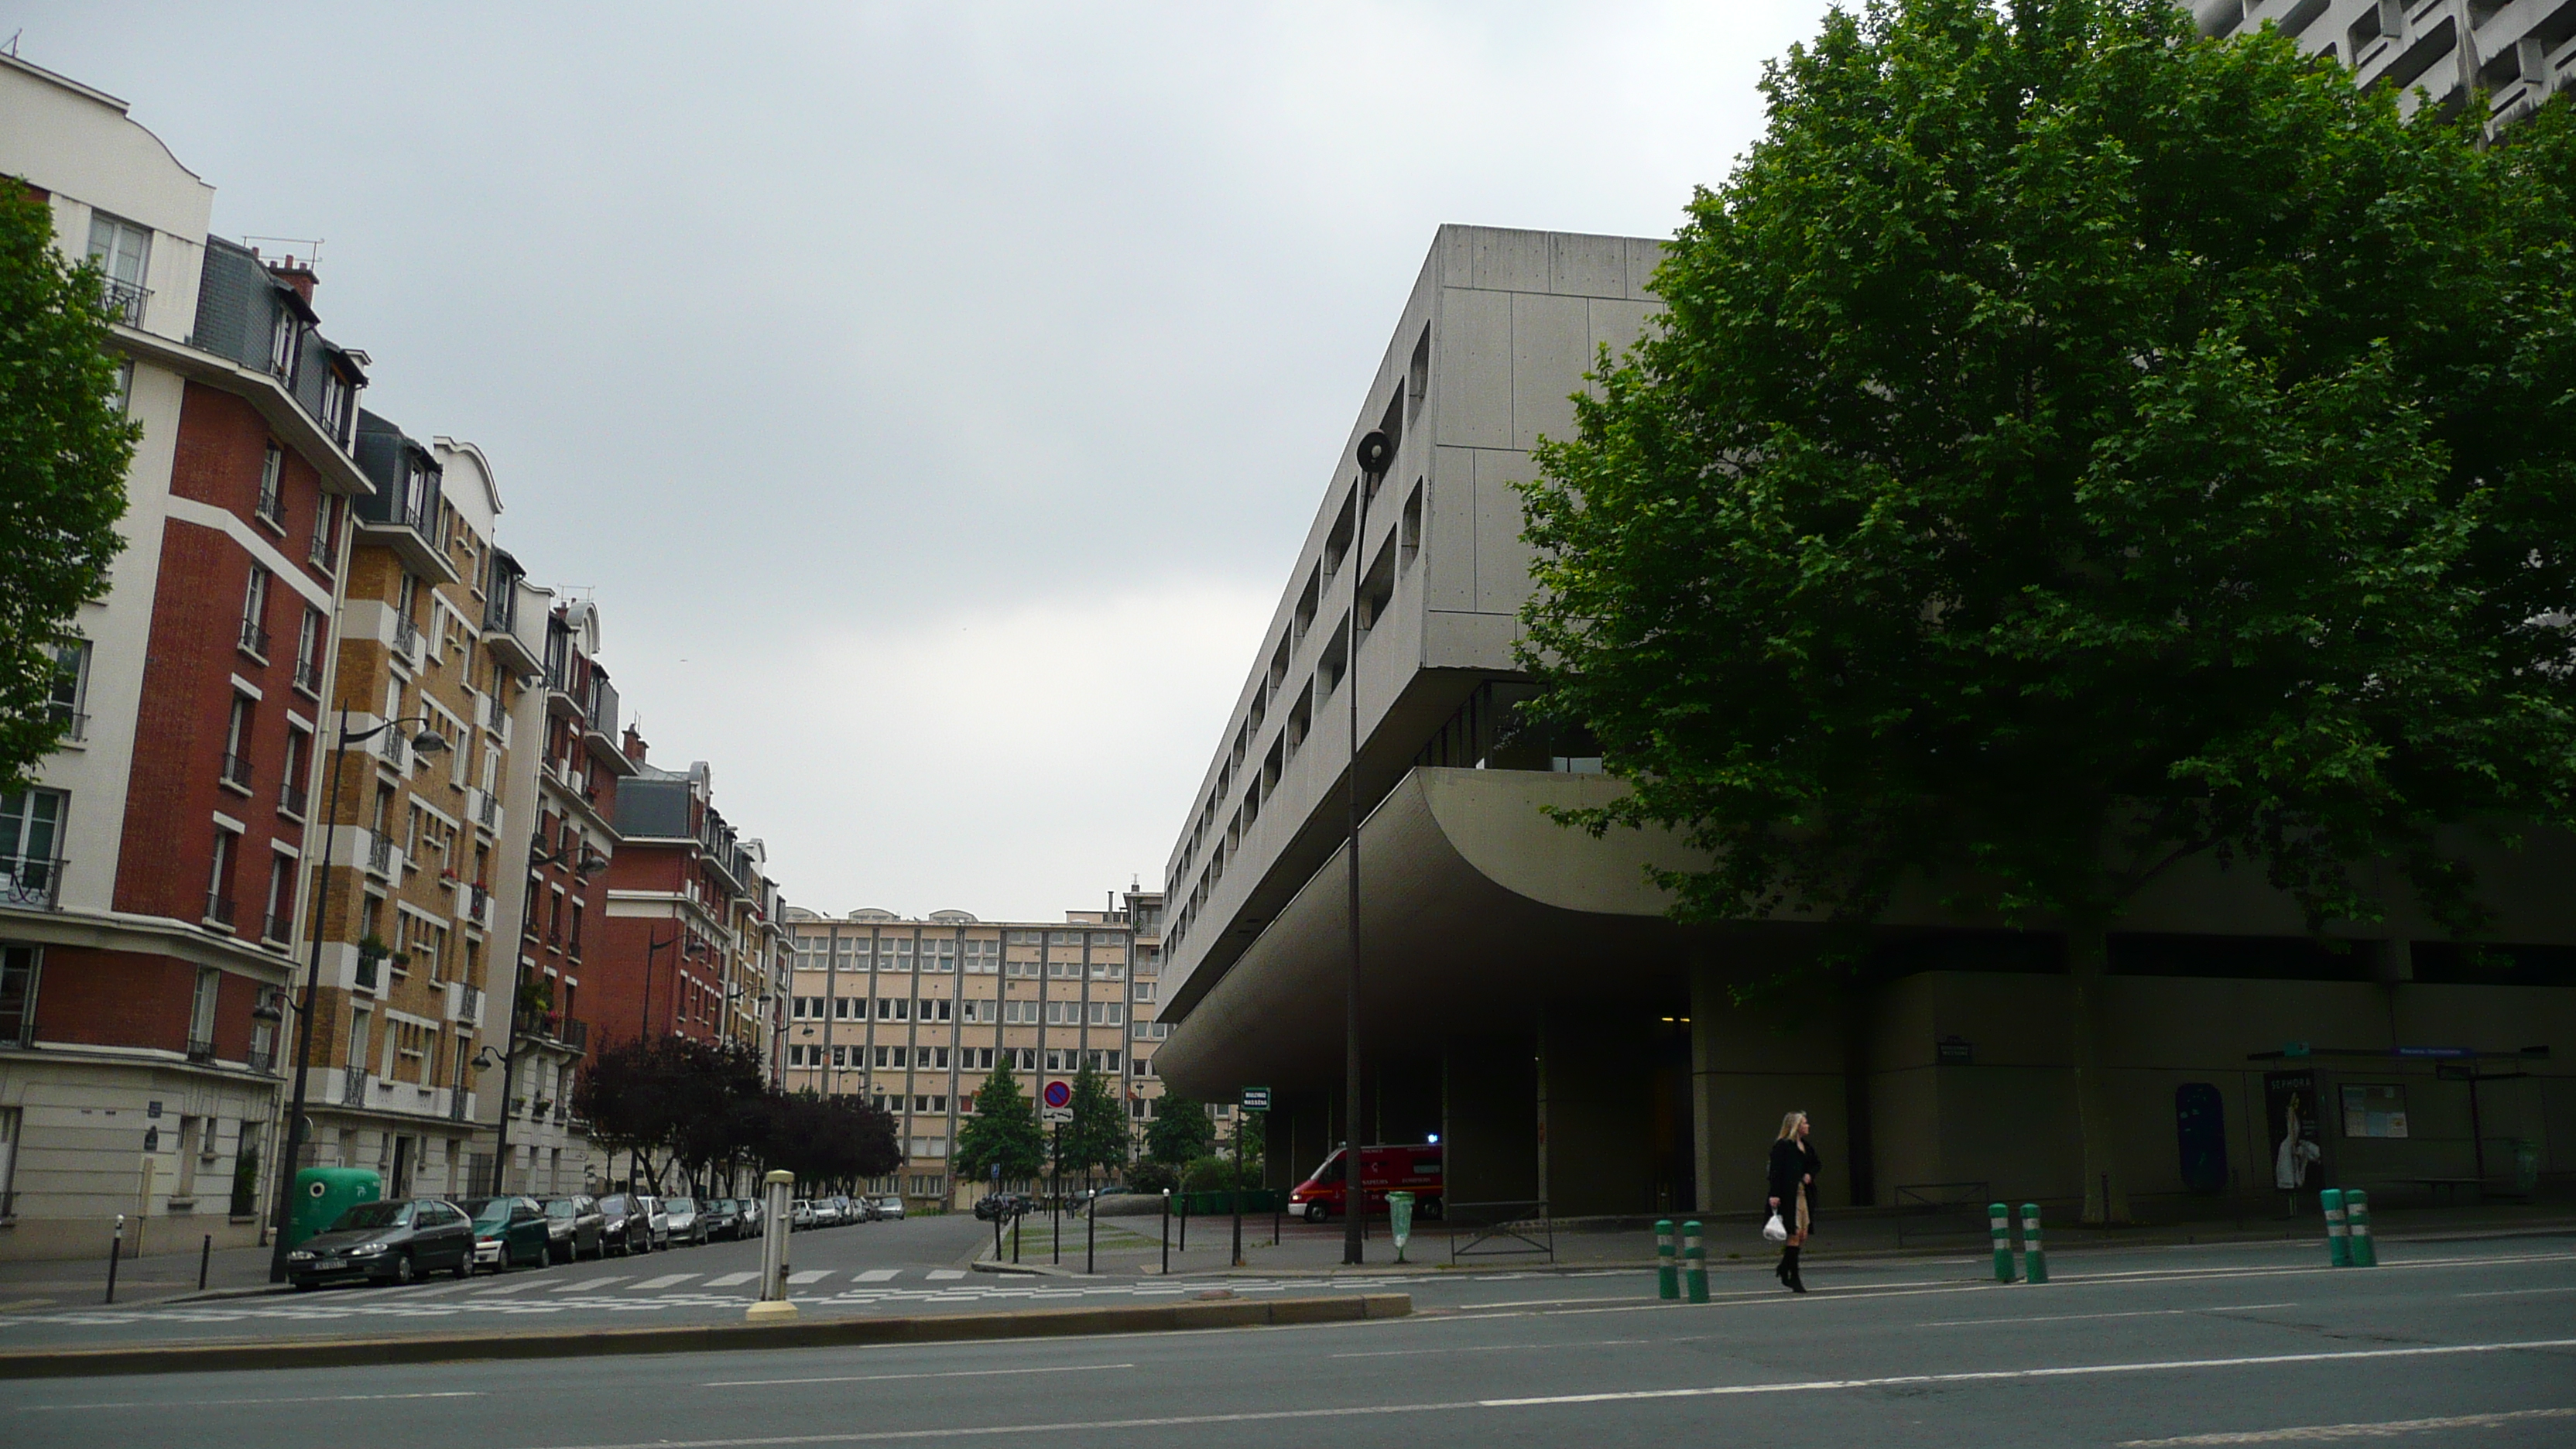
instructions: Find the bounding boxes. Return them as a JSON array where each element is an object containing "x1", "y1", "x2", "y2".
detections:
[
  {"x1": 288, "y1": 1166, "x2": 382, "y2": 1249},
  {"x1": 2514, "y1": 1141, "x2": 2541, "y2": 1196}
]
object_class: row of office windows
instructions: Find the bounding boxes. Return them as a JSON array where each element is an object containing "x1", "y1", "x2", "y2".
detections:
[{"x1": 783, "y1": 1043, "x2": 1125, "y2": 1075}]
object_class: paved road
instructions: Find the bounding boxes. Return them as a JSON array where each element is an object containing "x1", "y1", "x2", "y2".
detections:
[{"x1": 2, "y1": 1236, "x2": 2570, "y2": 1447}]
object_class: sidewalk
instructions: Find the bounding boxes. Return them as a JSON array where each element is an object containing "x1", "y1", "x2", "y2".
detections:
[
  {"x1": 0, "y1": 1237, "x2": 289, "y2": 1314},
  {"x1": 979, "y1": 1197, "x2": 2576, "y2": 1280}
]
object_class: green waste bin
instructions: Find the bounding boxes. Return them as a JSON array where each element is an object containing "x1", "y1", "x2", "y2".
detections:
[
  {"x1": 2514, "y1": 1141, "x2": 2542, "y2": 1195},
  {"x1": 288, "y1": 1166, "x2": 382, "y2": 1249}
]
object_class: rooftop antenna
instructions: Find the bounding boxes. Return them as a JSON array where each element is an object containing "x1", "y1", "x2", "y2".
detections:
[{"x1": 5, "y1": 30, "x2": 22, "y2": 56}]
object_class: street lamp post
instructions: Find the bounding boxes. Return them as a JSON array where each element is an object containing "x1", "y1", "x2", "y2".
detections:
[
  {"x1": 266, "y1": 708, "x2": 447, "y2": 1284},
  {"x1": 1344, "y1": 430, "x2": 1391, "y2": 1267}
]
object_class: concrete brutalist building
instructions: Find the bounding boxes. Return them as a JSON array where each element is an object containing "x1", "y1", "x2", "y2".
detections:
[{"x1": 1149, "y1": 224, "x2": 2575, "y2": 1226}]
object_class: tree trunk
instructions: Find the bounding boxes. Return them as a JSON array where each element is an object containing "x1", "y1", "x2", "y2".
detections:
[{"x1": 2066, "y1": 918, "x2": 2131, "y2": 1226}]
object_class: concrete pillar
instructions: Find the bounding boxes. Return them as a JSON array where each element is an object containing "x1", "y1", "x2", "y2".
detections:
[
  {"x1": 1538, "y1": 1007, "x2": 1657, "y2": 1216},
  {"x1": 1441, "y1": 1033, "x2": 1537, "y2": 1208}
]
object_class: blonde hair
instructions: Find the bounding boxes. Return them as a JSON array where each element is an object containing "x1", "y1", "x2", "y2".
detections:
[{"x1": 1777, "y1": 1111, "x2": 1807, "y2": 1141}]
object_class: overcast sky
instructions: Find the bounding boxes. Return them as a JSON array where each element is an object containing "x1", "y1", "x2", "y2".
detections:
[{"x1": 11, "y1": 1, "x2": 1831, "y2": 920}]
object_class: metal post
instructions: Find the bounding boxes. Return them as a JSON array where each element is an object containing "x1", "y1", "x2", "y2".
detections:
[
  {"x1": 1012, "y1": 1202, "x2": 1021, "y2": 1264},
  {"x1": 2346, "y1": 1189, "x2": 2376, "y2": 1267},
  {"x1": 2322, "y1": 1187, "x2": 2350, "y2": 1266},
  {"x1": 1682, "y1": 1219, "x2": 1708, "y2": 1303},
  {"x1": 1656, "y1": 1218, "x2": 1677, "y2": 1300},
  {"x1": 1345, "y1": 430, "x2": 1389, "y2": 1268},
  {"x1": 1989, "y1": 1201, "x2": 2016, "y2": 1283},
  {"x1": 105, "y1": 1214, "x2": 125, "y2": 1304},
  {"x1": 269, "y1": 706, "x2": 351, "y2": 1284},
  {"x1": 2021, "y1": 1202, "x2": 2047, "y2": 1284},
  {"x1": 1178, "y1": 1190, "x2": 1187, "y2": 1252},
  {"x1": 748, "y1": 1169, "x2": 796, "y2": 1321},
  {"x1": 1050, "y1": 1122, "x2": 1061, "y2": 1266},
  {"x1": 198, "y1": 1233, "x2": 212, "y2": 1292},
  {"x1": 1160, "y1": 1189, "x2": 1170, "y2": 1274},
  {"x1": 1087, "y1": 1187, "x2": 1097, "y2": 1275},
  {"x1": 1231, "y1": 1135, "x2": 1245, "y2": 1269},
  {"x1": 1274, "y1": 1199, "x2": 1282, "y2": 1247}
]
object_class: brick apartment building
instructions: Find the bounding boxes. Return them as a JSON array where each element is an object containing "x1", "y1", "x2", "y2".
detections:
[
  {"x1": 291, "y1": 415, "x2": 526, "y2": 1197},
  {"x1": 0, "y1": 53, "x2": 372, "y2": 1256},
  {"x1": 779, "y1": 888, "x2": 1165, "y2": 1209},
  {"x1": 595, "y1": 738, "x2": 786, "y2": 1086}
]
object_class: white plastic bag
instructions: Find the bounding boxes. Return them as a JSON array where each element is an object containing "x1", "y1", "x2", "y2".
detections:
[{"x1": 1762, "y1": 1211, "x2": 1789, "y2": 1243}]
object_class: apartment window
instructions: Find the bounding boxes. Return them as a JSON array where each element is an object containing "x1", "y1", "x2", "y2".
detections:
[
  {"x1": 320, "y1": 368, "x2": 353, "y2": 442},
  {"x1": 964, "y1": 939, "x2": 1000, "y2": 973},
  {"x1": 205, "y1": 824, "x2": 239, "y2": 930},
  {"x1": 262, "y1": 853, "x2": 295, "y2": 944},
  {"x1": 831, "y1": 1045, "x2": 850, "y2": 1067},
  {"x1": 1132, "y1": 981, "x2": 1157, "y2": 1003},
  {"x1": 1044, "y1": 1049, "x2": 1068, "y2": 1073},
  {"x1": 568, "y1": 901, "x2": 584, "y2": 960},
  {"x1": 187, "y1": 967, "x2": 220, "y2": 1057},
  {"x1": 308, "y1": 493, "x2": 339, "y2": 572},
  {"x1": 255, "y1": 444, "x2": 286, "y2": 527},
  {"x1": 293, "y1": 608, "x2": 325, "y2": 696},
  {"x1": 875, "y1": 998, "x2": 909, "y2": 1021},
  {"x1": 238, "y1": 567, "x2": 272, "y2": 659},
  {"x1": 872, "y1": 1046, "x2": 892, "y2": 1069},
  {"x1": 220, "y1": 695, "x2": 254, "y2": 793},
  {"x1": 0, "y1": 945, "x2": 37, "y2": 1047},
  {"x1": 46, "y1": 642, "x2": 90, "y2": 744},
  {"x1": 1088, "y1": 1002, "x2": 1123, "y2": 1026},
  {"x1": 922, "y1": 998, "x2": 951, "y2": 1023},
  {"x1": 269, "y1": 306, "x2": 302, "y2": 385},
  {"x1": 927, "y1": 940, "x2": 956, "y2": 972},
  {"x1": 964, "y1": 1046, "x2": 993, "y2": 1070},
  {"x1": 1046, "y1": 957, "x2": 1077, "y2": 979},
  {"x1": 86, "y1": 211, "x2": 150, "y2": 324}
]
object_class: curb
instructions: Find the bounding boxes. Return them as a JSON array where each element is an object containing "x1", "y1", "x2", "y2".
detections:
[
  {"x1": 0, "y1": 1292, "x2": 1412, "y2": 1380},
  {"x1": 970, "y1": 1259, "x2": 1078, "y2": 1278}
]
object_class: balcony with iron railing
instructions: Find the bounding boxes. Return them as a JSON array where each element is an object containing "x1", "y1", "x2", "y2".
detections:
[
  {"x1": 255, "y1": 480, "x2": 284, "y2": 528},
  {"x1": 475, "y1": 792, "x2": 499, "y2": 831},
  {"x1": 0, "y1": 855, "x2": 63, "y2": 912},
  {"x1": 46, "y1": 701, "x2": 88, "y2": 743},
  {"x1": 219, "y1": 752, "x2": 252, "y2": 792},
  {"x1": 100, "y1": 276, "x2": 149, "y2": 327},
  {"x1": 279, "y1": 777, "x2": 308, "y2": 818},
  {"x1": 447, "y1": 1087, "x2": 471, "y2": 1122},
  {"x1": 237, "y1": 618, "x2": 271, "y2": 660},
  {"x1": 294, "y1": 656, "x2": 324, "y2": 695},
  {"x1": 379, "y1": 729, "x2": 409, "y2": 769},
  {"x1": 366, "y1": 835, "x2": 395, "y2": 877},
  {"x1": 247, "y1": 1045, "x2": 275, "y2": 1074},
  {"x1": 391, "y1": 613, "x2": 420, "y2": 660},
  {"x1": 262, "y1": 908, "x2": 293, "y2": 945},
  {"x1": 308, "y1": 523, "x2": 337, "y2": 574},
  {"x1": 203, "y1": 891, "x2": 237, "y2": 931},
  {"x1": 468, "y1": 884, "x2": 492, "y2": 927},
  {"x1": 342, "y1": 1061, "x2": 367, "y2": 1105},
  {"x1": 185, "y1": 1036, "x2": 215, "y2": 1064}
]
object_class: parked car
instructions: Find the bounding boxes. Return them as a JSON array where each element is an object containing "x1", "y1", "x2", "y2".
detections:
[
  {"x1": 974, "y1": 1192, "x2": 1034, "y2": 1223},
  {"x1": 738, "y1": 1197, "x2": 764, "y2": 1235},
  {"x1": 852, "y1": 1196, "x2": 882, "y2": 1222},
  {"x1": 540, "y1": 1194, "x2": 606, "y2": 1262},
  {"x1": 701, "y1": 1198, "x2": 744, "y2": 1241},
  {"x1": 596, "y1": 1194, "x2": 646, "y2": 1255},
  {"x1": 286, "y1": 1197, "x2": 474, "y2": 1289},
  {"x1": 790, "y1": 1198, "x2": 818, "y2": 1230},
  {"x1": 810, "y1": 1197, "x2": 842, "y2": 1228},
  {"x1": 826, "y1": 1195, "x2": 858, "y2": 1225},
  {"x1": 664, "y1": 1196, "x2": 704, "y2": 1245},
  {"x1": 875, "y1": 1194, "x2": 906, "y2": 1221},
  {"x1": 635, "y1": 1194, "x2": 672, "y2": 1250},
  {"x1": 458, "y1": 1194, "x2": 551, "y2": 1271}
]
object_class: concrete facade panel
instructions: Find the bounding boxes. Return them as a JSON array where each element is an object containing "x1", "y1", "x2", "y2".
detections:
[
  {"x1": 1588, "y1": 297, "x2": 1660, "y2": 362},
  {"x1": 1509, "y1": 291, "x2": 1589, "y2": 452},
  {"x1": 1625, "y1": 238, "x2": 1667, "y2": 300},
  {"x1": 1471, "y1": 449, "x2": 1536, "y2": 616},
  {"x1": 1549, "y1": 232, "x2": 1630, "y2": 299},
  {"x1": 1464, "y1": 227, "x2": 1550, "y2": 293},
  {"x1": 1434, "y1": 289, "x2": 1512, "y2": 450}
]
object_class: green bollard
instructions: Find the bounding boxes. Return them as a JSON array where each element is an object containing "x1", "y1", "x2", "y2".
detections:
[
  {"x1": 2321, "y1": 1187, "x2": 2349, "y2": 1267},
  {"x1": 1988, "y1": 1201, "x2": 2016, "y2": 1283},
  {"x1": 2020, "y1": 1203, "x2": 2047, "y2": 1285},
  {"x1": 1656, "y1": 1218, "x2": 1678, "y2": 1300},
  {"x1": 1682, "y1": 1220, "x2": 1709, "y2": 1303},
  {"x1": 2345, "y1": 1190, "x2": 2376, "y2": 1268}
]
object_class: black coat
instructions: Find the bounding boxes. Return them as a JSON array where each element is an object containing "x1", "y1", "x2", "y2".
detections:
[{"x1": 1766, "y1": 1136, "x2": 1820, "y2": 1218}]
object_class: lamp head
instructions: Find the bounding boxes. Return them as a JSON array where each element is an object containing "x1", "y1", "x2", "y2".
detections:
[
  {"x1": 410, "y1": 728, "x2": 450, "y2": 757},
  {"x1": 1355, "y1": 430, "x2": 1392, "y2": 480}
]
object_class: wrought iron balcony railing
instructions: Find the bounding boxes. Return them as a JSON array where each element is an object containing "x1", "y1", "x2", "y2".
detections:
[
  {"x1": 237, "y1": 619, "x2": 271, "y2": 659},
  {"x1": 220, "y1": 752, "x2": 252, "y2": 790},
  {"x1": 100, "y1": 276, "x2": 149, "y2": 326}
]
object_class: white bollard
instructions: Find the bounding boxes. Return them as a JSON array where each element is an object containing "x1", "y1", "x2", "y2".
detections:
[{"x1": 747, "y1": 1170, "x2": 797, "y2": 1321}]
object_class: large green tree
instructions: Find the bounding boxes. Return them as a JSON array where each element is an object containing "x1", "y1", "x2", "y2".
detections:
[
  {"x1": 1519, "y1": 0, "x2": 2576, "y2": 1223},
  {"x1": 954, "y1": 1061, "x2": 1045, "y2": 1186},
  {"x1": 0, "y1": 181, "x2": 135, "y2": 793},
  {"x1": 1143, "y1": 1095, "x2": 1214, "y2": 1166},
  {"x1": 1055, "y1": 1060, "x2": 1127, "y2": 1180}
]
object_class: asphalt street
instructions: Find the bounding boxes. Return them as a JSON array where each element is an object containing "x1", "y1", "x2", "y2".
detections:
[{"x1": 2, "y1": 1235, "x2": 2570, "y2": 1447}]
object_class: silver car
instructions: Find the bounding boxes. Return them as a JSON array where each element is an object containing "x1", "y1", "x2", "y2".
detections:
[
  {"x1": 664, "y1": 1196, "x2": 704, "y2": 1245},
  {"x1": 875, "y1": 1194, "x2": 906, "y2": 1221}
]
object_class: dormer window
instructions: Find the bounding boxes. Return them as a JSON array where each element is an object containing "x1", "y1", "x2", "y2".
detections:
[
  {"x1": 320, "y1": 369, "x2": 352, "y2": 443},
  {"x1": 269, "y1": 307, "x2": 302, "y2": 386}
]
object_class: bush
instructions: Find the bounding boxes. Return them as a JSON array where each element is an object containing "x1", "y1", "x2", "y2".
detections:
[
  {"x1": 1125, "y1": 1161, "x2": 1179, "y2": 1195},
  {"x1": 1180, "y1": 1154, "x2": 1263, "y2": 1194}
]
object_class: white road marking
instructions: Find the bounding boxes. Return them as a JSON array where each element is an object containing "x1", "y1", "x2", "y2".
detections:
[
  {"x1": 1919, "y1": 1303, "x2": 2295, "y2": 1327},
  {"x1": 469, "y1": 1280, "x2": 542, "y2": 1296},
  {"x1": 786, "y1": 1270, "x2": 831, "y2": 1284},
  {"x1": 1332, "y1": 1339, "x2": 1653, "y2": 1359},
  {"x1": 525, "y1": 1339, "x2": 2576, "y2": 1448},
  {"x1": 856, "y1": 1269, "x2": 901, "y2": 1282},
  {"x1": 2119, "y1": 1406, "x2": 2576, "y2": 1444},
  {"x1": 632, "y1": 1275, "x2": 698, "y2": 1290},
  {"x1": 22, "y1": 1390, "x2": 482, "y2": 1413},
  {"x1": 925, "y1": 1270, "x2": 965, "y2": 1280},
  {"x1": 703, "y1": 1363, "x2": 1136, "y2": 1389},
  {"x1": 554, "y1": 1276, "x2": 624, "y2": 1292},
  {"x1": 2456, "y1": 1285, "x2": 2576, "y2": 1298},
  {"x1": 704, "y1": 1272, "x2": 759, "y2": 1287}
]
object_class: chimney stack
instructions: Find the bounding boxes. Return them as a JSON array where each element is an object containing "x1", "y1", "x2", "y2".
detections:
[
  {"x1": 266, "y1": 256, "x2": 318, "y2": 304},
  {"x1": 622, "y1": 724, "x2": 648, "y2": 765}
]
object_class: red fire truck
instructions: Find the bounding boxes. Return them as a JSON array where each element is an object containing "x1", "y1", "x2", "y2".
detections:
[{"x1": 1286, "y1": 1143, "x2": 1443, "y2": 1221}]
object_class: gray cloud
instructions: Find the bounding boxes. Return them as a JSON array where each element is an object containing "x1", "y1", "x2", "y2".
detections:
[{"x1": 5, "y1": 0, "x2": 1828, "y2": 917}]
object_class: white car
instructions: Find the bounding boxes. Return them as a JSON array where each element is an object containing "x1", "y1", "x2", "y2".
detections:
[{"x1": 875, "y1": 1195, "x2": 906, "y2": 1221}]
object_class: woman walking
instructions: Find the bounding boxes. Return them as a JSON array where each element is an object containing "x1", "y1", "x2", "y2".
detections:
[{"x1": 1767, "y1": 1110, "x2": 1819, "y2": 1293}]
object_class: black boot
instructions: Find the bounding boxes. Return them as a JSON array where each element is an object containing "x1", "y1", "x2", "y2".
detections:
[
  {"x1": 1785, "y1": 1245, "x2": 1807, "y2": 1293},
  {"x1": 1775, "y1": 1249, "x2": 1793, "y2": 1284}
]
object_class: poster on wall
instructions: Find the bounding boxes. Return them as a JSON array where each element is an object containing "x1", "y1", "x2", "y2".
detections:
[
  {"x1": 2341, "y1": 1083, "x2": 2410, "y2": 1138},
  {"x1": 2266, "y1": 1070, "x2": 2324, "y2": 1189}
]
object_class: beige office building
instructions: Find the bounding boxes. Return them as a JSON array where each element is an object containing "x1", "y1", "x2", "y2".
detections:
[{"x1": 781, "y1": 889, "x2": 1163, "y2": 1208}]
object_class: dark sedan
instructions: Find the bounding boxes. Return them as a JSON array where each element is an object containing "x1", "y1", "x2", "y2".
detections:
[
  {"x1": 457, "y1": 1194, "x2": 550, "y2": 1271},
  {"x1": 701, "y1": 1198, "x2": 744, "y2": 1241},
  {"x1": 596, "y1": 1193, "x2": 648, "y2": 1255},
  {"x1": 540, "y1": 1194, "x2": 606, "y2": 1262},
  {"x1": 286, "y1": 1198, "x2": 474, "y2": 1288}
]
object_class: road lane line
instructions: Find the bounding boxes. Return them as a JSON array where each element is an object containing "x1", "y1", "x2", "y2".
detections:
[
  {"x1": 704, "y1": 1272, "x2": 759, "y2": 1287},
  {"x1": 786, "y1": 1271, "x2": 831, "y2": 1284},
  {"x1": 925, "y1": 1270, "x2": 964, "y2": 1280},
  {"x1": 631, "y1": 1275, "x2": 698, "y2": 1290},
  {"x1": 525, "y1": 1338, "x2": 2576, "y2": 1448},
  {"x1": 703, "y1": 1363, "x2": 1136, "y2": 1389},
  {"x1": 2457, "y1": 1285, "x2": 2576, "y2": 1298},
  {"x1": 2118, "y1": 1406, "x2": 2576, "y2": 1444},
  {"x1": 553, "y1": 1276, "x2": 625, "y2": 1292},
  {"x1": 468, "y1": 1280, "x2": 543, "y2": 1296},
  {"x1": 857, "y1": 1269, "x2": 901, "y2": 1282},
  {"x1": 1918, "y1": 1303, "x2": 2295, "y2": 1327},
  {"x1": 22, "y1": 1390, "x2": 484, "y2": 1413},
  {"x1": 1333, "y1": 1339, "x2": 1653, "y2": 1359}
]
